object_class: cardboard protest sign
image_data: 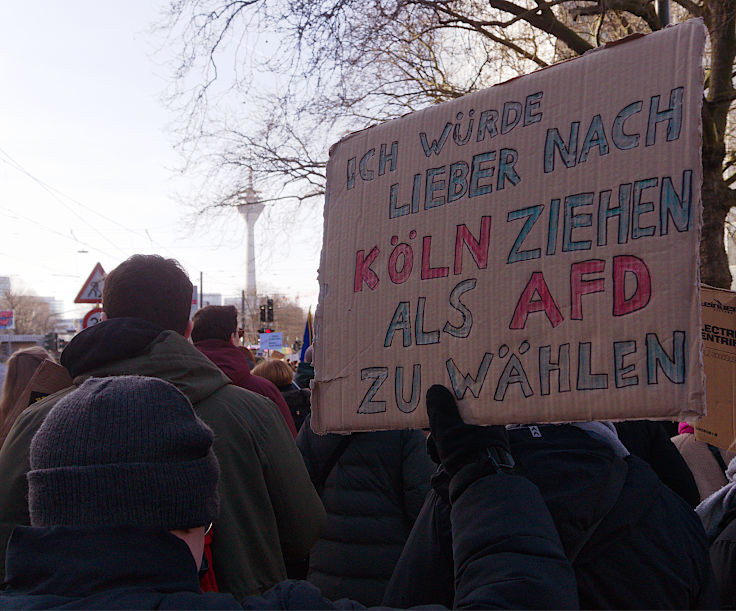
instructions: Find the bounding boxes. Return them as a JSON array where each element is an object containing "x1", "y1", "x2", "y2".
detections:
[
  {"x1": 313, "y1": 20, "x2": 707, "y2": 433},
  {"x1": 260, "y1": 332, "x2": 284, "y2": 350},
  {"x1": 695, "y1": 286, "x2": 736, "y2": 452}
]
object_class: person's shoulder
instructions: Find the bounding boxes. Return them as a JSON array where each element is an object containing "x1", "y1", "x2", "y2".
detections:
[
  {"x1": 208, "y1": 382, "x2": 279, "y2": 409},
  {"x1": 400, "y1": 427, "x2": 430, "y2": 444},
  {"x1": 670, "y1": 432, "x2": 689, "y2": 449},
  {"x1": 671, "y1": 433, "x2": 712, "y2": 461},
  {"x1": 357, "y1": 428, "x2": 423, "y2": 454},
  {"x1": 245, "y1": 374, "x2": 282, "y2": 398},
  {"x1": 610, "y1": 455, "x2": 703, "y2": 539},
  {"x1": 196, "y1": 383, "x2": 290, "y2": 439},
  {"x1": 198, "y1": 383, "x2": 272, "y2": 415},
  {"x1": 21, "y1": 385, "x2": 73, "y2": 417},
  {"x1": 2, "y1": 386, "x2": 75, "y2": 449}
]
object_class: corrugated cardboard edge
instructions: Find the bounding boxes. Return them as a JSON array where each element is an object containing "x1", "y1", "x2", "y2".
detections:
[
  {"x1": 687, "y1": 19, "x2": 707, "y2": 424},
  {"x1": 312, "y1": 174, "x2": 331, "y2": 434},
  {"x1": 313, "y1": 163, "x2": 354, "y2": 435}
]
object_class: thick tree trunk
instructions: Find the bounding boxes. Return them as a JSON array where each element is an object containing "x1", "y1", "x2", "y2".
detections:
[
  {"x1": 700, "y1": 0, "x2": 736, "y2": 288},
  {"x1": 700, "y1": 101, "x2": 732, "y2": 289},
  {"x1": 700, "y1": 166, "x2": 732, "y2": 288}
]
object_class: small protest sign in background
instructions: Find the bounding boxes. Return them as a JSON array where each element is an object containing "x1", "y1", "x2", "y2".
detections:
[
  {"x1": 312, "y1": 20, "x2": 707, "y2": 433},
  {"x1": 260, "y1": 332, "x2": 284, "y2": 351}
]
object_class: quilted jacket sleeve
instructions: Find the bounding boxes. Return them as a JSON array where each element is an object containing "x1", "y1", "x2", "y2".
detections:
[{"x1": 451, "y1": 470, "x2": 579, "y2": 609}]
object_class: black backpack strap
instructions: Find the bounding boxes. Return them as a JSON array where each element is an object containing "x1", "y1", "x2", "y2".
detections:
[
  {"x1": 314, "y1": 435, "x2": 355, "y2": 496},
  {"x1": 708, "y1": 444, "x2": 729, "y2": 474},
  {"x1": 567, "y1": 455, "x2": 629, "y2": 563}
]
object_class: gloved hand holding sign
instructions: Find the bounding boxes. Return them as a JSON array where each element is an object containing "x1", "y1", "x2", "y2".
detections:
[{"x1": 426, "y1": 384, "x2": 515, "y2": 499}]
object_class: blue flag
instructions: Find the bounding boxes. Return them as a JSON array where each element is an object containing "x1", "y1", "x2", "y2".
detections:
[{"x1": 300, "y1": 308, "x2": 313, "y2": 362}]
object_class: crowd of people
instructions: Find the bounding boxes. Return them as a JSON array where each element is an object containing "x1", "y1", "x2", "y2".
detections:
[{"x1": 0, "y1": 253, "x2": 734, "y2": 609}]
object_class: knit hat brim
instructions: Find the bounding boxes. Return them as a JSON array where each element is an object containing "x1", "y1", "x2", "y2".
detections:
[
  {"x1": 27, "y1": 376, "x2": 220, "y2": 530},
  {"x1": 29, "y1": 454, "x2": 219, "y2": 529}
]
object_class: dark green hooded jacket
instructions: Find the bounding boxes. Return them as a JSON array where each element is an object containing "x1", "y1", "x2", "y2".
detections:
[{"x1": 0, "y1": 318, "x2": 325, "y2": 600}]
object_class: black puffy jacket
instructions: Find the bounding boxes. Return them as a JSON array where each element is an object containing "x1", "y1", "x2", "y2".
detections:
[
  {"x1": 385, "y1": 424, "x2": 719, "y2": 609},
  {"x1": 0, "y1": 473, "x2": 579, "y2": 609},
  {"x1": 296, "y1": 414, "x2": 434, "y2": 606}
]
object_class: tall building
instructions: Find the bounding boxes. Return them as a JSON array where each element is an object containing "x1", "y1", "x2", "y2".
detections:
[
  {"x1": 0, "y1": 276, "x2": 10, "y2": 299},
  {"x1": 237, "y1": 177, "x2": 265, "y2": 313},
  {"x1": 39, "y1": 296, "x2": 64, "y2": 317}
]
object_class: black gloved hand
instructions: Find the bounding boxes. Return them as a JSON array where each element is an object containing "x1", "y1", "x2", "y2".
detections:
[{"x1": 426, "y1": 384, "x2": 513, "y2": 479}]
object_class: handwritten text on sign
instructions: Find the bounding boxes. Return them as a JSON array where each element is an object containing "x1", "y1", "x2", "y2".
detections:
[{"x1": 315, "y1": 22, "x2": 705, "y2": 431}]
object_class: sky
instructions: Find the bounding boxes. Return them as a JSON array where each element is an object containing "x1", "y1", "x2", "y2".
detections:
[{"x1": 0, "y1": 1, "x2": 323, "y2": 322}]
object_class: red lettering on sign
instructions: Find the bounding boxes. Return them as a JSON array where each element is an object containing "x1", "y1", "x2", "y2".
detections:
[
  {"x1": 510, "y1": 272, "x2": 564, "y2": 329},
  {"x1": 354, "y1": 247, "x2": 380, "y2": 292},
  {"x1": 613, "y1": 255, "x2": 651, "y2": 316}
]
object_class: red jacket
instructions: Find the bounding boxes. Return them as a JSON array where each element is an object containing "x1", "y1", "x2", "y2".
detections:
[{"x1": 194, "y1": 339, "x2": 297, "y2": 438}]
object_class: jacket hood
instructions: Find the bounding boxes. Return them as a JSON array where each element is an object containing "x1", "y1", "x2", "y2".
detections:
[
  {"x1": 194, "y1": 339, "x2": 251, "y2": 387},
  {"x1": 61, "y1": 317, "x2": 231, "y2": 406},
  {"x1": 61, "y1": 317, "x2": 163, "y2": 377}
]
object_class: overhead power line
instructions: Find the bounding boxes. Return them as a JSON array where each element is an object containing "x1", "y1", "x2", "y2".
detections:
[{"x1": 0, "y1": 145, "x2": 175, "y2": 257}]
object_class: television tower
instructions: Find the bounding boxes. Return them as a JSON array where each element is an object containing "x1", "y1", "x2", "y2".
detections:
[{"x1": 237, "y1": 175, "x2": 265, "y2": 312}]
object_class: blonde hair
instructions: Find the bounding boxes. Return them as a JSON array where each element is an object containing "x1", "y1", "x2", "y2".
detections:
[
  {"x1": 0, "y1": 347, "x2": 52, "y2": 423},
  {"x1": 251, "y1": 358, "x2": 294, "y2": 388}
]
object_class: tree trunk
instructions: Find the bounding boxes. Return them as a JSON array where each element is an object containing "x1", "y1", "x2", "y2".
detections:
[
  {"x1": 700, "y1": 167, "x2": 732, "y2": 288},
  {"x1": 701, "y1": 0, "x2": 736, "y2": 288}
]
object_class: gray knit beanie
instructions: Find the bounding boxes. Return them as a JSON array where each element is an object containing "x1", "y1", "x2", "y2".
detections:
[{"x1": 28, "y1": 375, "x2": 220, "y2": 529}]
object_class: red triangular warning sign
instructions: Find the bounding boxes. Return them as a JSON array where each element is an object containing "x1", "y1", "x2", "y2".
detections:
[{"x1": 74, "y1": 263, "x2": 106, "y2": 304}]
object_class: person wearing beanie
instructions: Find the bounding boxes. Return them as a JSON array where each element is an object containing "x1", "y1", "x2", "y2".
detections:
[
  {"x1": 0, "y1": 379, "x2": 579, "y2": 609},
  {"x1": 0, "y1": 376, "x2": 241, "y2": 609},
  {"x1": 26, "y1": 376, "x2": 220, "y2": 531},
  {"x1": 0, "y1": 254, "x2": 324, "y2": 599}
]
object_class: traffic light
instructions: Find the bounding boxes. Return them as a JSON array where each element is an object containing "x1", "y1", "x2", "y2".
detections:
[
  {"x1": 266, "y1": 299, "x2": 274, "y2": 322},
  {"x1": 259, "y1": 304, "x2": 266, "y2": 322},
  {"x1": 42, "y1": 332, "x2": 57, "y2": 352},
  {"x1": 57, "y1": 338, "x2": 68, "y2": 351},
  {"x1": 258, "y1": 327, "x2": 274, "y2": 334}
]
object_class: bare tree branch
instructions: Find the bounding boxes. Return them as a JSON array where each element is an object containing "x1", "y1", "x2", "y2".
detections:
[{"x1": 161, "y1": 0, "x2": 736, "y2": 286}]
